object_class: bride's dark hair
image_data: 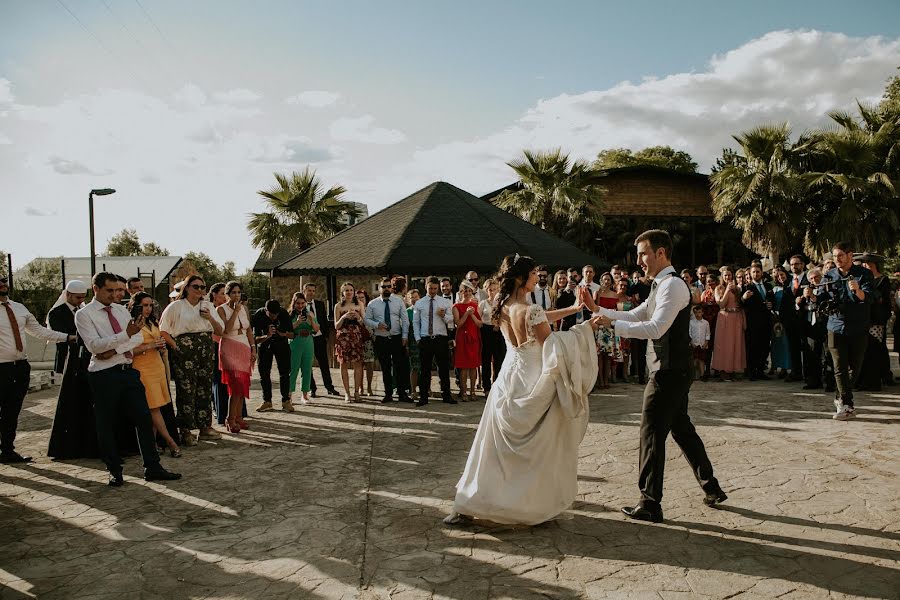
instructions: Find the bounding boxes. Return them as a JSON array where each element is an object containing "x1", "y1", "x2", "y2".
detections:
[{"x1": 492, "y1": 254, "x2": 536, "y2": 323}]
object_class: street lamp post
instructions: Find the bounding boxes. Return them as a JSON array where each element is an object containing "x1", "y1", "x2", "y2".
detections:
[{"x1": 89, "y1": 188, "x2": 116, "y2": 277}]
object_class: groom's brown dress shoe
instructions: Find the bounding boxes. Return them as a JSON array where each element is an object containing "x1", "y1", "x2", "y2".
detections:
[{"x1": 622, "y1": 505, "x2": 663, "y2": 523}]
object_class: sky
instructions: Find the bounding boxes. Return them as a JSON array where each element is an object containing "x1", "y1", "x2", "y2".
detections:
[{"x1": 2, "y1": 0, "x2": 900, "y2": 271}]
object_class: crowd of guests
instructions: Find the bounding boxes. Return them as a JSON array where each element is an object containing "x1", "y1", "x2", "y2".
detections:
[{"x1": 0, "y1": 243, "x2": 897, "y2": 482}]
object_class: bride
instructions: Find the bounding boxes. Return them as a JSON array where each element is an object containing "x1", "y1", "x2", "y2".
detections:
[{"x1": 445, "y1": 254, "x2": 601, "y2": 526}]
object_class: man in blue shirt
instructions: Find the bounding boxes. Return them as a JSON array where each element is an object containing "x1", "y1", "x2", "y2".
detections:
[
  {"x1": 819, "y1": 241, "x2": 874, "y2": 420},
  {"x1": 364, "y1": 278, "x2": 410, "y2": 404}
]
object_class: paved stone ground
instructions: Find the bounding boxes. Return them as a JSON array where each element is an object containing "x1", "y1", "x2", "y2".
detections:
[{"x1": 2, "y1": 355, "x2": 899, "y2": 599}]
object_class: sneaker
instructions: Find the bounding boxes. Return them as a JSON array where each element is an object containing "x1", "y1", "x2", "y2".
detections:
[
  {"x1": 833, "y1": 406, "x2": 855, "y2": 420},
  {"x1": 256, "y1": 401, "x2": 274, "y2": 412},
  {"x1": 299, "y1": 396, "x2": 310, "y2": 405},
  {"x1": 180, "y1": 429, "x2": 198, "y2": 447},
  {"x1": 833, "y1": 399, "x2": 842, "y2": 412},
  {"x1": 282, "y1": 400, "x2": 295, "y2": 413},
  {"x1": 198, "y1": 428, "x2": 222, "y2": 441}
]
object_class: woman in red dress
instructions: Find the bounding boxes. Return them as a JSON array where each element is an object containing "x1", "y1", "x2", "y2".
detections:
[{"x1": 453, "y1": 281, "x2": 483, "y2": 402}]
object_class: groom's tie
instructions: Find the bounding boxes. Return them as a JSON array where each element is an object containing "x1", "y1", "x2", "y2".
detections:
[{"x1": 648, "y1": 279, "x2": 659, "y2": 315}]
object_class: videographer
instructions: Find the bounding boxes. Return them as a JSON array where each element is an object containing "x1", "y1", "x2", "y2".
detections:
[
  {"x1": 251, "y1": 299, "x2": 294, "y2": 413},
  {"x1": 819, "y1": 242, "x2": 874, "y2": 420}
]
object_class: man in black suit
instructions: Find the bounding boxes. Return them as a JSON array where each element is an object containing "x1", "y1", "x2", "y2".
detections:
[
  {"x1": 741, "y1": 263, "x2": 775, "y2": 380},
  {"x1": 47, "y1": 281, "x2": 88, "y2": 374},
  {"x1": 782, "y1": 256, "x2": 809, "y2": 381},
  {"x1": 303, "y1": 283, "x2": 338, "y2": 397}
]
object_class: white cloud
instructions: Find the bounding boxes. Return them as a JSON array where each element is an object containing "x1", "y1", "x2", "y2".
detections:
[
  {"x1": 285, "y1": 90, "x2": 342, "y2": 108},
  {"x1": 362, "y1": 29, "x2": 900, "y2": 202},
  {"x1": 0, "y1": 133, "x2": 11, "y2": 145},
  {"x1": 330, "y1": 115, "x2": 406, "y2": 144},
  {"x1": 24, "y1": 206, "x2": 57, "y2": 217},
  {"x1": 213, "y1": 88, "x2": 262, "y2": 104},
  {"x1": 47, "y1": 156, "x2": 112, "y2": 176},
  {"x1": 0, "y1": 78, "x2": 13, "y2": 105}
]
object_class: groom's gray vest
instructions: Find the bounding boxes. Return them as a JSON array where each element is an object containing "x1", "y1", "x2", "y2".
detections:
[{"x1": 646, "y1": 274, "x2": 692, "y2": 373}]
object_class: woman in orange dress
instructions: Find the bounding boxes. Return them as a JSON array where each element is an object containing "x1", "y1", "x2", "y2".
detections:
[
  {"x1": 128, "y1": 292, "x2": 181, "y2": 457},
  {"x1": 453, "y1": 281, "x2": 483, "y2": 402}
]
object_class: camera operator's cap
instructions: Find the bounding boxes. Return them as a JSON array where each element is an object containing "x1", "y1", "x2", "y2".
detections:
[
  {"x1": 169, "y1": 280, "x2": 185, "y2": 299},
  {"x1": 855, "y1": 252, "x2": 885, "y2": 266}
]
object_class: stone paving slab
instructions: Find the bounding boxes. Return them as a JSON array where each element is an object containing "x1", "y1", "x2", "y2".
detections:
[{"x1": 2, "y1": 361, "x2": 899, "y2": 599}]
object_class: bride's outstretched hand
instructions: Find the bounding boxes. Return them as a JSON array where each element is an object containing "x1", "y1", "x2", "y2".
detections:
[{"x1": 588, "y1": 315, "x2": 605, "y2": 331}]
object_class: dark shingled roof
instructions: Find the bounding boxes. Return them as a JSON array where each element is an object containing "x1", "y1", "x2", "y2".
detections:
[
  {"x1": 275, "y1": 181, "x2": 601, "y2": 275},
  {"x1": 253, "y1": 243, "x2": 306, "y2": 272}
]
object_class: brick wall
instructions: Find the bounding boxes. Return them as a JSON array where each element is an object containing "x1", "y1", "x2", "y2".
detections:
[{"x1": 602, "y1": 172, "x2": 713, "y2": 217}]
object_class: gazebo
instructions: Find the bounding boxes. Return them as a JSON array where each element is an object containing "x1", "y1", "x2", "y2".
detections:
[{"x1": 268, "y1": 181, "x2": 602, "y2": 307}]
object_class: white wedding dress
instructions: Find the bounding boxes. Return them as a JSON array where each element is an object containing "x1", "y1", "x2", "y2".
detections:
[{"x1": 451, "y1": 304, "x2": 599, "y2": 525}]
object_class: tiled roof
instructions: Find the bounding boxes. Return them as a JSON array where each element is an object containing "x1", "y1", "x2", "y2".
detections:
[
  {"x1": 276, "y1": 181, "x2": 600, "y2": 275},
  {"x1": 253, "y1": 243, "x2": 306, "y2": 272}
]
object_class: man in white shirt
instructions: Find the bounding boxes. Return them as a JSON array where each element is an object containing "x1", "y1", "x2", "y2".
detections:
[
  {"x1": 589, "y1": 230, "x2": 726, "y2": 523},
  {"x1": 365, "y1": 278, "x2": 411, "y2": 403},
  {"x1": 75, "y1": 272, "x2": 182, "y2": 487},
  {"x1": 455, "y1": 271, "x2": 489, "y2": 303},
  {"x1": 413, "y1": 277, "x2": 456, "y2": 406},
  {"x1": 527, "y1": 265, "x2": 552, "y2": 309},
  {"x1": 0, "y1": 276, "x2": 73, "y2": 463}
]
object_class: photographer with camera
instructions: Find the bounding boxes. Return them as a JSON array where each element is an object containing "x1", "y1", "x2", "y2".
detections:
[{"x1": 818, "y1": 242, "x2": 874, "y2": 420}]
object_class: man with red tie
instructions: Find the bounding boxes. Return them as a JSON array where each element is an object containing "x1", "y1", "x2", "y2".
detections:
[
  {"x1": 75, "y1": 272, "x2": 181, "y2": 487},
  {"x1": 0, "y1": 275, "x2": 74, "y2": 463}
]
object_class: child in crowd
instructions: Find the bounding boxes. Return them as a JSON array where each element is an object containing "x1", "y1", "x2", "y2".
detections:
[{"x1": 689, "y1": 304, "x2": 711, "y2": 381}]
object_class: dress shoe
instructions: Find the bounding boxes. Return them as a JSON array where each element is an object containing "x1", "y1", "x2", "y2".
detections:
[
  {"x1": 443, "y1": 397, "x2": 458, "y2": 405},
  {"x1": 108, "y1": 473, "x2": 124, "y2": 487},
  {"x1": 145, "y1": 467, "x2": 182, "y2": 481},
  {"x1": 802, "y1": 383, "x2": 822, "y2": 390},
  {"x1": 381, "y1": 396, "x2": 393, "y2": 404},
  {"x1": 310, "y1": 388, "x2": 318, "y2": 398},
  {"x1": 326, "y1": 387, "x2": 339, "y2": 396},
  {"x1": 398, "y1": 395, "x2": 413, "y2": 403},
  {"x1": 755, "y1": 372, "x2": 771, "y2": 381},
  {"x1": 0, "y1": 451, "x2": 33, "y2": 464},
  {"x1": 415, "y1": 399, "x2": 428, "y2": 407},
  {"x1": 622, "y1": 504, "x2": 663, "y2": 523},
  {"x1": 703, "y1": 488, "x2": 728, "y2": 506}
]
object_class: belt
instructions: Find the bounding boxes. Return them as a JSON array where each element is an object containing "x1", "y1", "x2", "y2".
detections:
[
  {"x1": 0, "y1": 359, "x2": 29, "y2": 366},
  {"x1": 421, "y1": 334, "x2": 447, "y2": 340},
  {"x1": 722, "y1": 308, "x2": 742, "y2": 313}
]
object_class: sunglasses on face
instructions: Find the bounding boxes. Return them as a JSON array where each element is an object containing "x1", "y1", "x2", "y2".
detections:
[
  {"x1": 381, "y1": 285, "x2": 392, "y2": 289},
  {"x1": 190, "y1": 284, "x2": 206, "y2": 291},
  {"x1": 467, "y1": 278, "x2": 478, "y2": 282}
]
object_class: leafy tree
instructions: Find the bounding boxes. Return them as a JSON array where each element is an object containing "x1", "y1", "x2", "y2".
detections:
[
  {"x1": 105, "y1": 228, "x2": 169, "y2": 256},
  {"x1": 248, "y1": 167, "x2": 358, "y2": 257},
  {"x1": 183, "y1": 251, "x2": 224, "y2": 285},
  {"x1": 710, "y1": 124, "x2": 804, "y2": 265},
  {"x1": 15, "y1": 258, "x2": 63, "y2": 290},
  {"x1": 493, "y1": 148, "x2": 606, "y2": 251},
  {"x1": 0, "y1": 250, "x2": 7, "y2": 278},
  {"x1": 594, "y1": 145, "x2": 698, "y2": 173},
  {"x1": 710, "y1": 148, "x2": 741, "y2": 174}
]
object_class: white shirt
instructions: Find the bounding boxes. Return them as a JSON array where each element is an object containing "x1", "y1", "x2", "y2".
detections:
[
  {"x1": 594, "y1": 266, "x2": 691, "y2": 341},
  {"x1": 0, "y1": 299, "x2": 69, "y2": 362},
  {"x1": 580, "y1": 281, "x2": 600, "y2": 296},
  {"x1": 74, "y1": 299, "x2": 144, "y2": 372},
  {"x1": 689, "y1": 317, "x2": 711, "y2": 347},
  {"x1": 306, "y1": 299, "x2": 324, "y2": 337},
  {"x1": 526, "y1": 286, "x2": 552, "y2": 309},
  {"x1": 218, "y1": 304, "x2": 251, "y2": 346},
  {"x1": 478, "y1": 299, "x2": 495, "y2": 326},
  {"x1": 159, "y1": 299, "x2": 222, "y2": 338},
  {"x1": 413, "y1": 294, "x2": 454, "y2": 341}
]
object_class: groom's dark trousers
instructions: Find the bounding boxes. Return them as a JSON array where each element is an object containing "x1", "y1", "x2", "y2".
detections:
[{"x1": 638, "y1": 368, "x2": 720, "y2": 510}]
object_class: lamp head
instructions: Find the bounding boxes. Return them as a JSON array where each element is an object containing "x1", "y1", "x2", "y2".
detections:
[{"x1": 90, "y1": 188, "x2": 116, "y2": 196}]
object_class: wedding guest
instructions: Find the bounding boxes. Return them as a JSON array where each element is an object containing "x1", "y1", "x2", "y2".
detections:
[
  {"x1": 689, "y1": 304, "x2": 711, "y2": 381},
  {"x1": 784, "y1": 255, "x2": 809, "y2": 381},
  {"x1": 334, "y1": 282, "x2": 365, "y2": 403},
  {"x1": 567, "y1": 267, "x2": 582, "y2": 286},
  {"x1": 208, "y1": 283, "x2": 231, "y2": 425},
  {"x1": 548, "y1": 270, "x2": 568, "y2": 328},
  {"x1": 159, "y1": 275, "x2": 224, "y2": 445},
  {"x1": 47, "y1": 280, "x2": 98, "y2": 460},
  {"x1": 741, "y1": 263, "x2": 775, "y2": 380},
  {"x1": 581, "y1": 265, "x2": 600, "y2": 296},
  {"x1": 406, "y1": 289, "x2": 422, "y2": 398},
  {"x1": 528, "y1": 265, "x2": 552, "y2": 309},
  {"x1": 612, "y1": 278, "x2": 633, "y2": 383},
  {"x1": 127, "y1": 277, "x2": 161, "y2": 319},
  {"x1": 453, "y1": 281, "x2": 483, "y2": 401},
  {"x1": 1, "y1": 276, "x2": 72, "y2": 463},
  {"x1": 694, "y1": 266, "x2": 709, "y2": 292},
  {"x1": 392, "y1": 276, "x2": 412, "y2": 397},
  {"x1": 357, "y1": 289, "x2": 376, "y2": 397},
  {"x1": 479, "y1": 279, "x2": 504, "y2": 393},
  {"x1": 857, "y1": 253, "x2": 892, "y2": 391},
  {"x1": 413, "y1": 277, "x2": 456, "y2": 406},
  {"x1": 216, "y1": 281, "x2": 254, "y2": 432},
  {"x1": 556, "y1": 274, "x2": 579, "y2": 331},
  {"x1": 128, "y1": 292, "x2": 181, "y2": 457},
  {"x1": 252, "y1": 300, "x2": 294, "y2": 412},
  {"x1": 75, "y1": 272, "x2": 181, "y2": 486},
  {"x1": 699, "y1": 274, "x2": 720, "y2": 380},
  {"x1": 593, "y1": 272, "x2": 619, "y2": 389},
  {"x1": 288, "y1": 292, "x2": 319, "y2": 405},
  {"x1": 455, "y1": 272, "x2": 488, "y2": 303},
  {"x1": 711, "y1": 269, "x2": 746, "y2": 381},
  {"x1": 365, "y1": 278, "x2": 411, "y2": 403},
  {"x1": 770, "y1": 268, "x2": 793, "y2": 379},
  {"x1": 681, "y1": 270, "x2": 701, "y2": 304},
  {"x1": 304, "y1": 283, "x2": 338, "y2": 398},
  {"x1": 797, "y1": 268, "x2": 831, "y2": 390}
]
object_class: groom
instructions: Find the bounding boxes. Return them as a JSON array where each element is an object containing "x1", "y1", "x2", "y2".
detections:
[{"x1": 590, "y1": 229, "x2": 727, "y2": 522}]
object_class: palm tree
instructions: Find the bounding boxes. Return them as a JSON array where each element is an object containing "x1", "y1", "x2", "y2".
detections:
[
  {"x1": 247, "y1": 168, "x2": 359, "y2": 256},
  {"x1": 710, "y1": 123, "x2": 804, "y2": 265},
  {"x1": 493, "y1": 149, "x2": 606, "y2": 250},
  {"x1": 797, "y1": 107, "x2": 898, "y2": 256}
]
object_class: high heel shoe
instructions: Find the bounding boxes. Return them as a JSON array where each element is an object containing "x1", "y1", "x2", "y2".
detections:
[
  {"x1": 354, "y1": 391, "x2": 361, "y2": 403},
  {"x1": 344, "y1": 393, "x2": 352, "y2": 404},
  {"x1": 226, "y1": 420, "x2": 241, "y2": 434},
  {"x1": 237, "y1": 418, "x2": 249, "y2": 430},
  {"x1": 169, "y1": 447, "x2": 182, "y2": 458}
]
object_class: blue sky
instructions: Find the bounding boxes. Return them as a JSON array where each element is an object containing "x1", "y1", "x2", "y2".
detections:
[{"x1": 2, "y1": 0, "x2": 899, "y2": 270}]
